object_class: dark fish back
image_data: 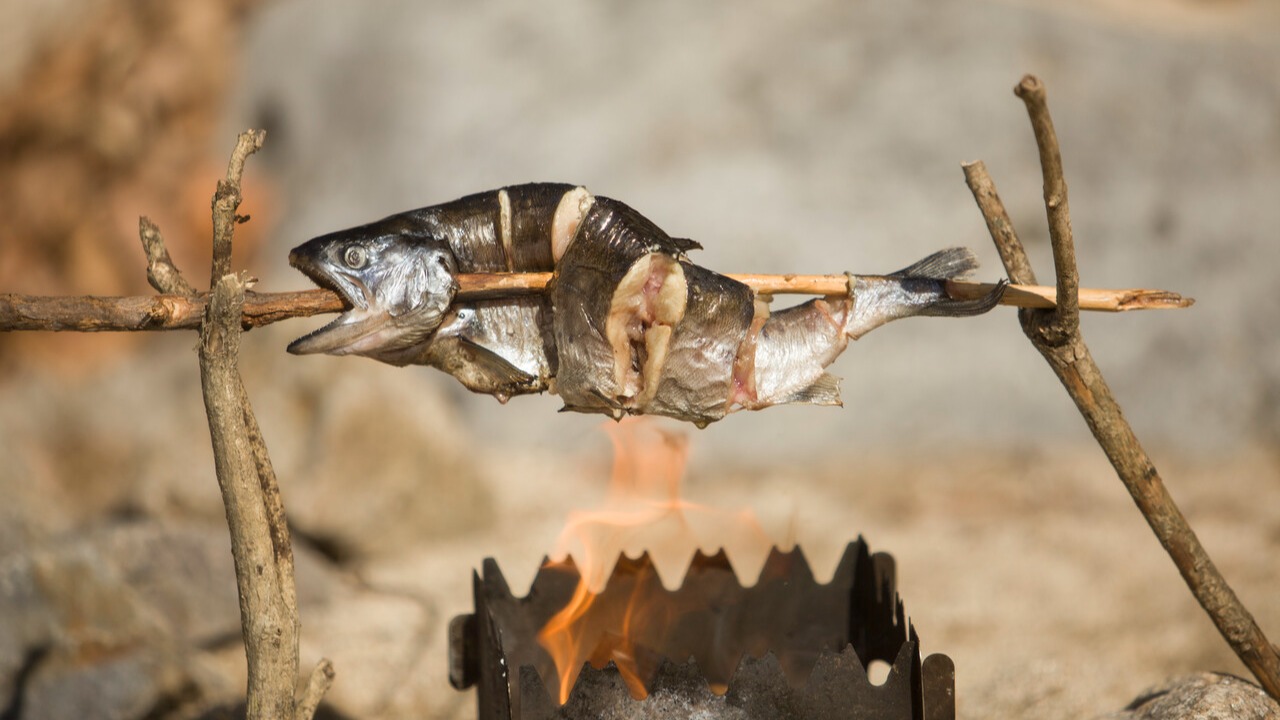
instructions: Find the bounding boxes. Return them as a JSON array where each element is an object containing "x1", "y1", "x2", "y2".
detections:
[
  {"x1": 413, "y1": 184, "x2": 575, "y2": 395},
  {"x1": 424, "y1": 190, "x2": 505, "y2": 272},
  {"x1": 422, "y1": 182, "x2": 573, "y2": 273},
  {"x1": 505, "y1": 183, "x2": 572, "y2": 271}
]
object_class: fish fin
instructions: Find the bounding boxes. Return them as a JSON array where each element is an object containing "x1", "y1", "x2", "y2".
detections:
[
  {"x1": 557, "y1": 387, "x2": 625, "y2": 418},
  {"x1": 669, "y1": 237, "x2": 703, "y2": 255},
  {"x1": 916, "y1": 279, "x2": 1008, "y2": 317},
  {"x1": 881, "y1": 247, "x2": 1007, "y2": 318},
  {"x1": 889, "y1": 247, "x2": 979, "y2": 281},
  {"x1": 779, "y1": 373, "x2": 843, "y2": 407},
  {"x1": 557, "y1": 403, "x2": 625, "y2": 419},
  {"x1": 456, "y1": 337, "x2": 537, "y2": 385}
]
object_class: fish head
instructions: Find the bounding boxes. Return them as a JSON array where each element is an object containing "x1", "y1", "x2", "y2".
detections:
[{"x1": 287, "y1": 214, "x2": 458, "y2": 359}]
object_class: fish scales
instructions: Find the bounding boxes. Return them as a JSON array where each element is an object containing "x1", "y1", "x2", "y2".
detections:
[
  {"x1": 287, "y1": 183, "x2": 1004, "y2": 425},
  {"x1": 750, "y1": 299, "x2": 850, "y2": 408},
  {"x1": 647, "y1": 262, "x2": 754, "y2": 426},
  {"x1": 399, "y1": 184, "x2": 568, "y2": 398}
]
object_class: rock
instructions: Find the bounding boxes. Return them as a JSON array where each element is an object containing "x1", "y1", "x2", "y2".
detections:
[
  {"x1": 254, "y1": 355, "x2": 497, "y2": 561},
  {"x1": 0, "y1": 515, "x2": 445, "y2": 720},
  {"x1": 0, "y1": 519, "x2": 329, "y2": 718},
  {"x1": 1098, "y1": 673, "x2": 1280, "y2": 720},
  {"x1": 0, "y1": 523, "x2": 205, "y2": 719},
  {"x1": 18, "y1": 648, "x2": 197, "y2": 720},
  {"x1": 297, "y1": 582, "x2": 437, "y2": 718},
  {"x1": 0, "y1": 351, "x2": 226, "y2": 560}
]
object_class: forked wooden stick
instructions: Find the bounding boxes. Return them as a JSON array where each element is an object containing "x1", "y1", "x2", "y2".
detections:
[
  {"x1": 0, "y1": 274, "x2": 1191, "y2": 333},
  {"x1": 966, "y1": 74, "x2": 1280, "y2": 703},
  {"x1": 198, "y1": 130, "x2": 333, "y2": 720}
]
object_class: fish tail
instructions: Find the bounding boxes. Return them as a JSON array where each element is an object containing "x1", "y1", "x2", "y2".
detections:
[
  {"x1": 845, "y1": 247, "x2": 1006, "y2": 338},
  {"x1": 893, "y1": 247, "x2": 1007, "y2": 318},
  {"x1": 889, "y1": 246, "x2": 980, "y2": 280}
]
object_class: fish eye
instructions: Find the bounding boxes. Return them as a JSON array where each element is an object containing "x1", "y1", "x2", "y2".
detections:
[{"x1": 342, "y1": 246, "x2": 368, "y2": 269}]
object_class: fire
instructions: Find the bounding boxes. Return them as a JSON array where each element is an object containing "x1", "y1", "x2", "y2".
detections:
[{"x1": 536, "y1": 419, "x2": 783, "y2": 703}]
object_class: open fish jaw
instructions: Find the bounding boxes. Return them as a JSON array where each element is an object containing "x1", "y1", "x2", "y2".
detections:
[
  {"x1": 286, "y1": 246, "x2": 382, "y2": 355},
  {"x1": 287, "y1": 306, "x2": 400, "y2": 356},
  {"x1": 286, "y1": 218, "x2": 460, "y2": 358}
]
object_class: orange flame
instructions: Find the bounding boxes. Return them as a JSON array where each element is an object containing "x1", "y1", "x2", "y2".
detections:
[{"x1": 536, "y1": 419, "x2": 781, "y2": 703}]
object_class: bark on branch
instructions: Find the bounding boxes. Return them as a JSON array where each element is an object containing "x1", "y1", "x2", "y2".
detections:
[
  {"x1": 139, "y1": 216, "x2": 196, "y2": 296},
  {"x1": 962, "y1": 75, "x2": 1280, "y2": 702},
  {"x1": 195, "y1": 129, "x2": 332, "y2": 720},
  {"x1": 0, "y1": 289, "x2": 343, "y2": 332},
  {"x1": 200, "y1": 272, "x2": 301, "y2": 719}
]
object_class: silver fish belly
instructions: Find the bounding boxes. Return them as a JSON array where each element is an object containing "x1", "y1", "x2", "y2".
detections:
[{"x1": 287, "y1": 183, "x2": 1004, "y2": 425}]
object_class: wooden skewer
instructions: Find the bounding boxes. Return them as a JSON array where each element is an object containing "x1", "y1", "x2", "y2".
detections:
[
  {"x1": 942, "y1": 279, "x2": 1193, "y2": 312},
  {"x1": 0, "y1": 273, "x2": 1192, "y2": 333},
  {"x1": 458, "y1": 271, "x2": 1194, "y2": 312}
]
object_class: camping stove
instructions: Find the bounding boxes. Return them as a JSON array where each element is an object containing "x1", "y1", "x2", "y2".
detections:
[{"x1": 449, "y1": 539, "x2": 954, "y2": 720}]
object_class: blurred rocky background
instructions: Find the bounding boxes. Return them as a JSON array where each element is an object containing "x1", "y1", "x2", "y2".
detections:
[{"x1": 1, "y1": 0, "x2": 1278, "y2": 718}]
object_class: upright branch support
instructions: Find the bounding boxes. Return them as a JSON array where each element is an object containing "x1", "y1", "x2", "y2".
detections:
[
  {"x1": 1014, "y1": 75, "x2": 1078, "y2": 343},
  {"x1": 963, "y1": 75, "x2": 1280, "y2": 701},
  {"x1": 960, "y1": 161, "x2": 1036, "y2": 286},
  {"x1": 200, "y1": 273, "x2": 301, "y2": 719},
  {"x1": 211, "y1": 132, "x2": 263, "y2": 285},
  {"x1": 195, "y1": 130, "x2": 333, "y2": 720}
]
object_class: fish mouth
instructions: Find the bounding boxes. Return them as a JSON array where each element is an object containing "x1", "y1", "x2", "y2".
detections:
[{"x1": 287, "y1": 249, "x2": 392, "y2": 356}]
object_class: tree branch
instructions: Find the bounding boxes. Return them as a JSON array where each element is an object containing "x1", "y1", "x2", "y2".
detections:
[
  {"x1": 139, "y1": 216, "x2": 196, "y2": 296},
  {"x1": 963, "y1": 75, "x2": 1280, "y2": 702},
  {"x1": 211, "y1": 130, "x2": 265, "y2": 285},
  {"x1": 197, "y1": 129, "x2": 331, "y2": 719},
  {"x1": 0, "y1": 290, "x2": 340, "y2": 332},
  {"x1": 296, "y1": 659, "x2": 336, "y2": 720},
  {"x1": 960, "y1": 161, "x2": 1037, "y2": 285},
  {"x1": 1014, "y1": 75, "x2": 1078, "y2": 344},
  {"x1": 200, "y1": 272, "x2": 300, "y2": 719}
]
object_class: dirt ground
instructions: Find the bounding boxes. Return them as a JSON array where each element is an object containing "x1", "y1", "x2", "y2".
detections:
[{"x1": 2, "y1": 0, "x2": 1279, "y2": 718}]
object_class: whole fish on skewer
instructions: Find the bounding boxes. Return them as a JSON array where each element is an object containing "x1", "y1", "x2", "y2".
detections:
[{"x1": 287, "y1": 183, "x2": 1005, "y2": 426}]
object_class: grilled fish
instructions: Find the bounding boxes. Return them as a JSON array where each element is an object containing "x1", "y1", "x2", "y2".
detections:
[{"x1": 288, "y1": 183, "x2": 1004, "y2": 426}]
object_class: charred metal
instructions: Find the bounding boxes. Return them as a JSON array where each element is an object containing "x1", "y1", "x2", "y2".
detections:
[{"x1": 449, "y1": 540, "x2": 954, "y2": 720}]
